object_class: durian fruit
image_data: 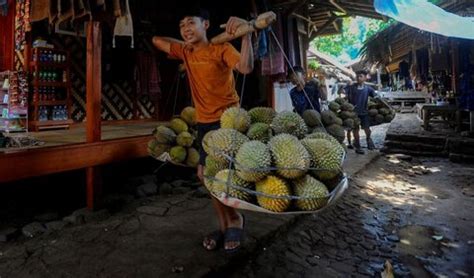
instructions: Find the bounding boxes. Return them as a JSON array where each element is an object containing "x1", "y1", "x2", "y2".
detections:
[
  {"x1": 306, "y1": 131, "x2": 340, "y2": 146},
  {"x1": 293, "y1": 175, "x2": 330, "y2": 211},
  {"x1": 147, "y1": 139, "x2": 171, "y2": 158},
  {"x1": 247, "y1": 123, "x2": 272, "y2": 143},
  {"x1": 328, "y1": 102, "x2": 340, "y2": 113},
  {"x1": 176, "y1": 131, "x2": 194, "y2": 147},
  {"x1": 170, "y1": 118, "x2": 189, "y2": 134},
  {"x1": 206, "y1": 128, "x2": 249, "y2": 162},
  {"x1": 385, "y1": 113, "x2": 395, "y2": 122},
  {"x1": 271, "y1": 111, "x2": 308, "y2": 139},
  {"x1": 368, "y1": 100, "x2": 378, "y2": 109},
  {"x1": 153, "y1": 125, "x2": 176, "y2": 144},
  {"x1": 210, "y1": 170, "x2": 252, "y2": 201},
  {"x1": 302, "y1": 109, "x2": 323, "y2": 127},
  {"x1": 170, "y1": 146, "x2": 187, "y2": 163},
  {"x1": 186, "y1": 148, "x2": 200, "y2": 167},
  {"x1": 326, "y1": 124, "x2": 346, "y2": 143},
  {"x1": 311, "y1": 127, "x2": 327, "y2": 133},
  {"x1": 334, "y1": 117, "x2": 343, "y2": 126},
  {"x1": 321, "y1": 110, "x2": 338, "y2": 126},
  {"x1": 255, "y1": 176, "x2": 291, "y2": 212},
  {"x1": 204, "y1": 156, "x2": 229, "y2": 178},
  {"x1": 334, "y1": 97, "x2": 346, "y2": 105},
  {"x1": 180, "y1": 106, "x2": 196, "y2": 126},
  {"x1": 375, "y1": 114, "x2": 385, "y2": 124},
  {"x1": 340, "y1": 102, "x2": 354, "y2": 112},
  {"x1": 235, "y1": 141, "x2": 272, "y2": 182},
  {"x1": 301, "y1": 138, "x2": 345, "y2": 181},
  {"x1": 369, "y1": 109, "x2": 379, "y2": 117},
  {"x1": 220, "y1": 107, "x2": 251, "y2": 133},
  {"x1": 379, "y1": 108, "x2": 390, "y2": 116},
  {"x1": 202, "y1": 130, "x2": 216, "y2": 155},
  {"x1": 343, "y1": 118, "x2": 355, "y2": 129},
  {"x1": 269, "y1": 134, "x2": 310, "y2": 179},
  {"x1": 339, "y1": 111, "x2": 353, "y2": 120},
  {"x1": 248, "y1": 107, "x2": 276, "y2": 124}
]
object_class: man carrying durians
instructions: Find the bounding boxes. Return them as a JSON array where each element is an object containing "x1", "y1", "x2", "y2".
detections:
[{"x1": 153, "y1": 7, "x2": 253, "y2": 252}]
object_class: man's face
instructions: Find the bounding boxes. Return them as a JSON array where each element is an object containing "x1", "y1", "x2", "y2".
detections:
[
  {"x1": 356, "y1": 73, "x2": 366, "y2": 84},
  {"x1": 179, "y1": 16, "x2": 209, "y2": 44},
  {"x1": 290, "y1": 71, "x2": 305, "y2": 86}
]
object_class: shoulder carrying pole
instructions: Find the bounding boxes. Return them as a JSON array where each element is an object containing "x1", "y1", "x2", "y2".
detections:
[{"x1": 210, "y1": 11, "x2": 276, "y2": 44}]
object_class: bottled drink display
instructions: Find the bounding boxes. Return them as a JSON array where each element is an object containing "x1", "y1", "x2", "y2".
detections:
[
  {"x1": 33, "y1": 49, "x2": 66, "y2": 64},
  {"x1": 31, "y1": 47, "x2": 71, "y2": 129},
  {"x1": 38, "y1": 105, "x2": 68, "y2": 121}
]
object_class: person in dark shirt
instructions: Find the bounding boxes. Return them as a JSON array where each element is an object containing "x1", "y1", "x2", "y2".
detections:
[
  {"x1": 345, "y1": 70, "x2": 377, "y2": 154},
  {"x1": 288, "y1": 66, "x2": 326, "y2": 115}
]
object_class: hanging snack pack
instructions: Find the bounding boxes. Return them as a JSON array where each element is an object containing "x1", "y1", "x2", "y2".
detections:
[
  {"x1": 148, "y1": 106, "x2": 200, "y2": 168},
  {"x1": 203, "y1": 106, "x2": 348, "y2": 214}
]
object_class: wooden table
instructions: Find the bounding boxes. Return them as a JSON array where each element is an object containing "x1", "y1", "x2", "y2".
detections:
[
  {"x1": 416, "y1": 103, "x2": 458, "y2": 130},
  {"x1": 379, "y1": 91, "x2": 428, "y2": 113}
]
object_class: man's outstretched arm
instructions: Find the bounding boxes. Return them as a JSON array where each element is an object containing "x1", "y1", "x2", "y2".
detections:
[{"x1": 152, "y1": 36, "x2": 184, "y2": 54}]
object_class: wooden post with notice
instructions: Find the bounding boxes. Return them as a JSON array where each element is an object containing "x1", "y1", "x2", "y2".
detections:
[{"x1": 86, "y1": 21, "x2": 102, "y2": 210}]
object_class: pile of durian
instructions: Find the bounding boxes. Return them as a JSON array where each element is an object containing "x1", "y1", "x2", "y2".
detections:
[
  {"x1": 204, "y1": 107, "x2": 346, "y2": 213},
  {"x1": 368, "y1": 97, "x2": 396, "y2": 126},
  {"x1": 148, "y1": 107, "x2": 200, "y2": 167}
]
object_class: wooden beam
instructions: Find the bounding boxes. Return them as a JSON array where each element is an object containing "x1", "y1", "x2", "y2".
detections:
[
  {"x1": 86, "y1": 166, "x2": 102, "y2": 210},
  {"x1": 285, "y1": 0, "x2": 309, "y2": 16},
  {"x1": 86, "y1": 21, "x2": 103, "y2": 210},
  {"x1": 309, "y1": 16, "x2": 340, "y2": 40},
  {"x1": 86, "y1": 21, "x2": 102, "y2": 143},
  {"x1": 308, "y1": 47, "x2": 356, "y2": 79},
  {"x1": 0, "y1": 135, "x2": 152, "y2": 183}
]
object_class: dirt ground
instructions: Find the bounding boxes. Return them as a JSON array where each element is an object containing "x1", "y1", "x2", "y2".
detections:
[{"x1": 224, "y1": 155, "x2": 474, "y2": 277}]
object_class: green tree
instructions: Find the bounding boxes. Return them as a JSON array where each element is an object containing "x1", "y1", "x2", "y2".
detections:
[{"x1": 311, "y1": 17, "x2": 392, "y2": 63}]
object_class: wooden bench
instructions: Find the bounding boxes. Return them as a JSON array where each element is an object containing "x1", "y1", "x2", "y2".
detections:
[{"x1": 416, "y1": 103, "x2": 458, "y2": 130}]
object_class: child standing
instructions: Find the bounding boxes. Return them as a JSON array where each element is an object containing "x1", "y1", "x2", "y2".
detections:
[
  {"x1": 152, "y1": 8, "x2": 253, "y2": 252},
  {"x1": 344, "y1": 70, "x2": 377, "y2": 154}
]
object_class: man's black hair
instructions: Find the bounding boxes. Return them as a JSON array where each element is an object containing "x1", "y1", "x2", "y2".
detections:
[
  {"x1": 290, "y1": 65, "x2": 305, "y2": 74},
  {"x1": 179, "y1": 7, "x2": 210, "y2": 21},
  {"x1": 356, "y1": 69, "x2": 368, "y2": 76}
]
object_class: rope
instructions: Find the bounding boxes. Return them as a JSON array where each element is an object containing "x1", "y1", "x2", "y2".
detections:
[
  {"x1": 163, "y1": 72, "x2": 179, "y2": 116},
  {"x1": 172, "y1": 73, "x2": 181, "y2": 116},
  {"x1": 225, "y1": 73, "x2": 247, "y2": 196},
  {"x1": 206, "y1": 173, "x2": 347, "y2": 200},
  {"x1": 268, "y1": 28, "x2": 327, "y2": 130}
]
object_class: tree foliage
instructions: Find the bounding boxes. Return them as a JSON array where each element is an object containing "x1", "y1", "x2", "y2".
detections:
[{"x1": 311, "y1": 17, "x2": 392, "y2": 63}]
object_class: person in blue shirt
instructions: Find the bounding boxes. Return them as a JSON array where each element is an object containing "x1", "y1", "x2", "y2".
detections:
[
  {"x1": 288, "y1": 66, "x2": 326, "y2": 115},
  {"x1": 344, "y1": 70, "x2": 377, "y2": 154}
]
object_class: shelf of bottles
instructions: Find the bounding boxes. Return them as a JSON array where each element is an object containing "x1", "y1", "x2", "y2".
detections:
[
  {"x1": 0, "y1": 71, "x2": 28, "y2": 133},
  {"x1": 29, "y1": 47, "x2": 73, "y2": 131}
]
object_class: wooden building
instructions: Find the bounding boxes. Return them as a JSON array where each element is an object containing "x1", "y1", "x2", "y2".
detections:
[{"x1": 0, "y1": 0, "x2": 383, "y2": 209}]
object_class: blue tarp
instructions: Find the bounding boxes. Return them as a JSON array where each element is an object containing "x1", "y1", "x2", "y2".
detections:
[{"x1": 374, "y1": 0, "x2": 474, "y2": 40}]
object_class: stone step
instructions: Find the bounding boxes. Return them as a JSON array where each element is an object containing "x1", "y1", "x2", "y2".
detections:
[
  {"x1": 447, "y1": 138, "x2": 474, "y2": 156},
  {"x1": 384, "y1": 140, "x2": 445, "y2": 152},
  {"x1": 380, "y1": 147, "x2": 447, "y2": 157},
  {"x1": 385, "y1": 132, "x2": 446, "y2": 145}
]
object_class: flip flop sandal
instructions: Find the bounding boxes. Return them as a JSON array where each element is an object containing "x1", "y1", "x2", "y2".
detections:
[
  {"x1": 224, "y1": 214, "x2": 246, "y2": 254},
  {"x1": 203, "y1": 230, "x2": 223, "y2": 251}
]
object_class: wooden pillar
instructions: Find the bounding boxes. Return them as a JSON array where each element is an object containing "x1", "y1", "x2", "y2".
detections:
[
  {"x1": 450, "y1": 39, "x2": 458, "y2": 94},
  {"x1": 86, "y1": 21, "x2": 102, "y2": 210}
]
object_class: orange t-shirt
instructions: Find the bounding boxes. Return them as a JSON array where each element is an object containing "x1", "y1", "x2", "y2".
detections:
[{"x1": 170, "y1": 42, "x2": 241, "y2": 123}]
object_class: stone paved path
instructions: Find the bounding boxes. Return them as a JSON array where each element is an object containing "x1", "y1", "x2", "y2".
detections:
[{"x1": 225, "y1": 156, "x2": 474, "y2": 278}]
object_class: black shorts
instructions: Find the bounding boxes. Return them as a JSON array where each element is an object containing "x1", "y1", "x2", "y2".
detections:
[
  {"x1": 357, "y1": 114, "x2": 370, "y2": 129},
  {"x1": 196, "y1": 121, "x2": 220, "y2": 166}
]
